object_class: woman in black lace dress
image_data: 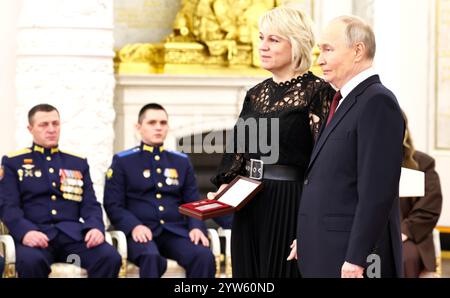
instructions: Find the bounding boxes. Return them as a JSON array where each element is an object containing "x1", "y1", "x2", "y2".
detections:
[{"x1": 210, "y1": 6, "x2": 335, "y2": 278}]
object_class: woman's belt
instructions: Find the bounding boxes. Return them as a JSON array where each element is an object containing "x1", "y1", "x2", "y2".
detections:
[{"x1": 245, "y1": 159, "x2": 302, "y2": 181}]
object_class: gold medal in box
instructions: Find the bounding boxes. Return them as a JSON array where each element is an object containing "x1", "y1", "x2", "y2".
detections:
[
  {"x1": 164, "y1": 168, "x2": 179, "y2": 186},
  {"x1": 59, "y1": 169, "x2": 84, "y2": 202}
]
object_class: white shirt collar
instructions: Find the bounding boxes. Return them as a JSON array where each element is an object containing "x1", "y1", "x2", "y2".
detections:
[{"x1": 337, "y1": 67, "x2": 377, "y2": 109}]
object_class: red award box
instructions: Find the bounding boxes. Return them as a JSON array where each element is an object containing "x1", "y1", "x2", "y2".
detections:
[{"x1": 179, "y1": 175, "x2": 263, "y2": 220}]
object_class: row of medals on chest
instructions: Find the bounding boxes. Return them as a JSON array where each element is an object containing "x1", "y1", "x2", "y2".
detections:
[
  {"x1": 143, "y1": 168, "x2": 179, "y2": 186},
  {"x1": 18, "y1": 164, "x2": 83, "y2": 202}
]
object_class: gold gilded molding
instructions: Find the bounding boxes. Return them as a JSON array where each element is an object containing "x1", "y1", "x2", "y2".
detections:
[{"x1": 115, "y1": 0, "x2": 317, "y2": 76}]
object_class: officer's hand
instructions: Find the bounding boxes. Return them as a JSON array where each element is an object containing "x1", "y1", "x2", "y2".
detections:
[
  {"x1": 189, "y1": 228, "x2": 209, "y2": 247},
  {"x1": 132, "y1": 225, "x2": 153, "y2": 243},
  {"x1": 207, "y1": 184, "x2": 228, "y2": 200},
  {"x1": 85, "y1": 229, "x2": 105, "y2": 248},
  {"x1": 22, "y1": 231, "x2": 49, "y2": 248},
  {"x1": 286, "y1": 239, "x2": 297, "y2": 261}
]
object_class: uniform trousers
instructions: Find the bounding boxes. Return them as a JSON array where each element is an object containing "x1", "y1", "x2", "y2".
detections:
[
  {"x1": 15, "y1": 232, "x2": 121, "y2": 278},
  {"x1": 127, "y1": 231, "x2": 215, "y2": 278}
]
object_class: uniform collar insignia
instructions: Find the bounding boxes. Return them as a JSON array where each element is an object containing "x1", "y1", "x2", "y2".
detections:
[
  {"x1": 33, "y1": 144, "x2": 59, "y2": 155},
  {"x1": 142, "y1": 143, "x2": 165, "y2": 153},
  {"x1": 33, "y1": 145, "x2": 44, "y2": 154},
  {"x1": 143, "y1": 144, "x2": 154, "y2": 153}
]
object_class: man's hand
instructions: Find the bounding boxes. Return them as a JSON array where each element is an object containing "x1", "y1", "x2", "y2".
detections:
[
  {"x1": 401, "y1": 233, "x2": 408, "y2": 242},
  {"x1": 189, "y1": 228, "x2": 209, "y2": 247},
  {"x1": 132, "y1": 225, "x2": 153, "y2": 243},
  {"x1": 22, "y1": 231, "x2": 49, "y2": 248},
  {"x1": 84, "y1": 228, "x2": 105, "y2": 248},
  {"x1": 341, "y1": 261, "x2": 364, "y2": 278},
  {"x1": 286, "y1": 239, "x2": 297, "y2": 260},
  {"x1": 207, "y1": 184, "x2": 228, "y2": 200}
]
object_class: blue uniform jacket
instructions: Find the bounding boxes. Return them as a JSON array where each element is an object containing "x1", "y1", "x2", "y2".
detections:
[
  {"x1": 104, "y1": 143, "x2": 207, "y2": 238},
  {"x1": 0, "y1": 144, "x2": 105, "y2": 242}
]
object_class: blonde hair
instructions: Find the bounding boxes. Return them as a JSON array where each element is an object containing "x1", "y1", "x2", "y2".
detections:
[
  {"x1": 333, "y1": 15, "x2": 376, "y2": 60},
  {"x1": 401, "y1": 110, "x2": 419, "y2": 170},
  {"x1": 259, "y1": 6, "x2": 315, "y2": 74}
]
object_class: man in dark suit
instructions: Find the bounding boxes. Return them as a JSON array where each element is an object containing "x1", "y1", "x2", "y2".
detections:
[
  {"x1": 104, "y1": 103, "x2": 215, "y2": 278},
  {"x1": 288, "y1": 16, "x2": 404, "y2": 277},
  {"x1": 0, "y1": 104, "x2": 121, "y2": 277}
]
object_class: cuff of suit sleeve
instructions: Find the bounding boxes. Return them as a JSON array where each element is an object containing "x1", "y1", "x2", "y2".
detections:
[
  {"x1": 82, "y1": 219, "x2": 105, "y2": 235},
  {"x1": 7, "y1": 220, "x2": 39, "y2": 242},
  {"x1": 345, "y1": 246, "x2": 372, "y2": 269},
  {"x1": 188, "y1": 218, "x2": 207, "y2": 234},
  {"x1": 119, "y1": 218, "x2": 143, "y2": 236}
]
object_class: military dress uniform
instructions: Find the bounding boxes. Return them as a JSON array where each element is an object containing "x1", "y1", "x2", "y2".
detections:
[
  {"x1": 0, "y1": 188, "x2": 4, "y2": 277},
  {"x1": 104, "y1": 143, "x2": 215, "y2": 278},
  {"x1": 0, "y1": 256, "x2": 4, "y2": 277},
  {"x1": 0, "y1": 144, "x2": 121, "y2": 278}
]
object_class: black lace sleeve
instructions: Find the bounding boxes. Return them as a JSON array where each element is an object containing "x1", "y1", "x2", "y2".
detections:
[
  {"x1": 308, "y1": 82, "x2": 335, "y2": 142},
  {"x1": 210, "y1": 94, "x2": 251, "y2": 188}
]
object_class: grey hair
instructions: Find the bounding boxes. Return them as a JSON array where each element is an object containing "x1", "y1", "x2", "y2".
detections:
[
  {"x1": 332, "y1": 15, "x2": 376, "y2": 60},
  {"x1": 259, "y1": 6, "x2": 315, "y2": 74}
]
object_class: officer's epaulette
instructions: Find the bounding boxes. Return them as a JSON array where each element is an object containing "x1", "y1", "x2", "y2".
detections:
[
  {"x1": 60, "y1": 150, "x2": 86, "y2": 159},
  {"x1": 167, "y1": 149, "x2": 188, "y2": 159},
  {"x1": 117, "y1": 147, "x2": 140, "y2": 158},
  {"x1": 6, "y1": 148, "x2": 32, "y2": 158}
]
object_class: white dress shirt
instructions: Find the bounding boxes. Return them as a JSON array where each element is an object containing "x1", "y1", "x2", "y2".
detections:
[{"x1": 336, "y1": 67, "x2": 378, "y2": 111}]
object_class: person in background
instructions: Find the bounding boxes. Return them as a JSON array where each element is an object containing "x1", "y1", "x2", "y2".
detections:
[{"x1": 400, "y1": 111, "x2": 442, "y2": 277}]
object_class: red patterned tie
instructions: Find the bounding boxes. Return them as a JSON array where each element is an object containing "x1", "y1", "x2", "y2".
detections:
[{"x1": 326, "y1": 90, "x2": 342, "y2": 127}]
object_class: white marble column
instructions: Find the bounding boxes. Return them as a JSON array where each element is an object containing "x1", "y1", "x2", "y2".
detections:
[
  {"x1": 15, "y1": 0, "x2": 116, "y2": 204},
  {"x1": 373, "y1": 0, "x2": 431, "y2": 151},
  {"x1": 0, "y1": 0, "x2": 21, "y2": 156},
  {"x1": 315, "y1": 0, "x2": 353, "y2": 33},
  {"x1": 352, "y1": 0, "x2": 375, "y2": 25}
]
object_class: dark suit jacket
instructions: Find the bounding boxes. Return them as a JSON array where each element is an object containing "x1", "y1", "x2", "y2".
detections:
[
  {"x1": 400, "y1": 151, "x2": 442, "y2": 271},
  {"x1": 297, "y1": 75, "x2": 404, "y2": 277}
]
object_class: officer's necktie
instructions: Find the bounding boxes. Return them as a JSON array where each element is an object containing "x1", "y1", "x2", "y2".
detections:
[{"x1": 325, "y1": 90, "x2": 342, "y2": 127}]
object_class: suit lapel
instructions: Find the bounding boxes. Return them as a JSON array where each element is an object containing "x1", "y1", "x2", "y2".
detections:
[{"x1": 306, "y1": 75, "x2": 381, "y2": 173}]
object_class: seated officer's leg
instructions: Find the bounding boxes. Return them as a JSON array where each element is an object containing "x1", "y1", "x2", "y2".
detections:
[
  {"x1": 158, "y1": 233, "x2": 215, "y2": 278},
  {"x1": 79, "y1": 243, "x2": 121, "y2": 278},
  {"x1": 15, "y1": 243, "x2": 53, "y2": 278},
  {"x1": 60, "y1": 234, "x2": 121, "y2": 278},
  {"x1": 0, "y1": 256, "x2": 4, "y2": 277},
  {"x1": 128, "y1": 236, "x2": 167, "y2": 278}
]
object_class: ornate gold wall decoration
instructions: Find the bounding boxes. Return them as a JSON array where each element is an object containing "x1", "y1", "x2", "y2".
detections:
[{"x1": 115, "y1": 0, "x2": 318, "y2": 76}]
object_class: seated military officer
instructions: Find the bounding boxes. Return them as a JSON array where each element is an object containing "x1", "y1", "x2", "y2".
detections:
[
  {"x1": 0, "y1": 255, "x2": 4, "y2": 277},
  {"x1": 0, "y1": 192, "x2": 4, "y2": 277},
  {"x1": 104, "y1": 103, "x2": 215, "y2": 278},
  {"x1": 0, "y1": 104, "x2": 121, "y2": 278}
]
